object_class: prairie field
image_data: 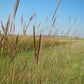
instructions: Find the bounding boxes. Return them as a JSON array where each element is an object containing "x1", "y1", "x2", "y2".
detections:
[
  {"x1": 0, "y1": 0, "x2": 84, "y2": 84},
  {"x1": 0, "y1": 35, "x2": 84, "y2": 84}
]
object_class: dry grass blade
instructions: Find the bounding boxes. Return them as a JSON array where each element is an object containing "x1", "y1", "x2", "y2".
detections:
[
  {"x1": 23, "y1": 22, "x2": 26, "y2": 35},
  {"x1": 33, "y1": 25, "x2": 41, "y2": 64},
  {"x1": 22, "y1": 57, "x2": 28, "y2": 72},
  {"x1": 52, "y1": 16, "x2": 57, "y2": 27},
  {"x1": 52, "y1": 0, "x2": 61, "y2": 21},
  {"x1": 16, "y1": 35, "x2": 18, "y2": 44},
  {"x1": 10, "y1": 21, "x2": 13, "y2": 34},
  {"x1": 24, "y1": 12, "x2": 36, "y2": 35},
  {"x1": 33, "y1": 25, "x2": 36, "y2": 58},
  {"x1": 11, "y1": 35, "x2": 18, "y2": 61},
  {"x1": 0, "y1": 21, "x2": 4, "y2": 31},
  {"x1": 0, "y1": 21, "x2": 9, "y2": 43},
  {"x1": 2, "y1": 14, "x2": 11, "y2": 47},
  {"x1": 13, "y1": 0, "x2": 20, "y2": 18},
  {"x1": 38, "y1": 34, "x2": 41, "y2": 51},
  {"x1": 0, "y1": 36, "x2": 4, "y2": 44},
  {"x1": 37, "y1": 34, "x2": 41, "y2": 62},
  {"x1": 30, "y1": 12, "x2": 36, "y2": 21}
]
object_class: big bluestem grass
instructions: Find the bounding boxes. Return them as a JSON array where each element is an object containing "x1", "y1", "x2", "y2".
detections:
[{"x1": 0, "y1": 0, "x2": 83, "y2": 84}]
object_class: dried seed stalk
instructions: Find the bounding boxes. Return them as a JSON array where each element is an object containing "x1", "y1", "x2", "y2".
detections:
[
  {"x1": 24, "y1": 12, "x2": 36, "y2": 35},
  {"x1": 2, "y1": 14, "x2": 11, "y2": 47},
  {"x1": 33, "y1": 25, "x2": 36, "y2": 58},
  {"x1": 11, "y1": 35, "x2": 18, "y2": 61},
  {"x1": 33, "y1": 25, "x2": 41, "y2": 64},
  {"x1": 52, "y1": 16, "x2": 57, "y2": 27},
  {"x1": 0, "y1": 21, "x2": 4, "y2": 31},
  {"x1": 52, "y1": 0, "x2": 61, "y2": 21},
  {"x1": 13, "y1": 0, "x2": 20, "y2": 18}
]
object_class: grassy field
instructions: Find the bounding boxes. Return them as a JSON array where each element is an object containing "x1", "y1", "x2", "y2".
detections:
[
  {"x1": 0, "y1": 36, "x2": 84, "y2": 84},
  {"x1": 0, "y1": 0, "x2": 84, "y2": 83}
]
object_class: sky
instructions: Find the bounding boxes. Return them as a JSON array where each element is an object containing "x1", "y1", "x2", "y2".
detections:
[{"x1": 0, "y1": 0, "x2": 84, "y2": 37}]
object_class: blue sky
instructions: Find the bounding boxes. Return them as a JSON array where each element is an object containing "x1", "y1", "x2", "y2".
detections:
[{"x1": 0, "y1": 0, "x2": 84, "y2": 37}]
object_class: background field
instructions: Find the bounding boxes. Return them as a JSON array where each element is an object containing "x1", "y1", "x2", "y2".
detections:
[{"x1": 0, "y1": 35, "x2": 84, "y2": 84}]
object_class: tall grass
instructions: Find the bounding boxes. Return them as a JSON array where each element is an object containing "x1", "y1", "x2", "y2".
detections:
[{"x1": 0, "y1": 0, "x2": 84, "y2": 84}]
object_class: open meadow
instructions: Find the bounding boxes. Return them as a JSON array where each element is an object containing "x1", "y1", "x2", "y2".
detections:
[
  {"x1": 0, "y1": 35, "x2": 84, "y2": 84},
  {"x1": 0, "y1": 0, "x2": 84, "y2": 84}
]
